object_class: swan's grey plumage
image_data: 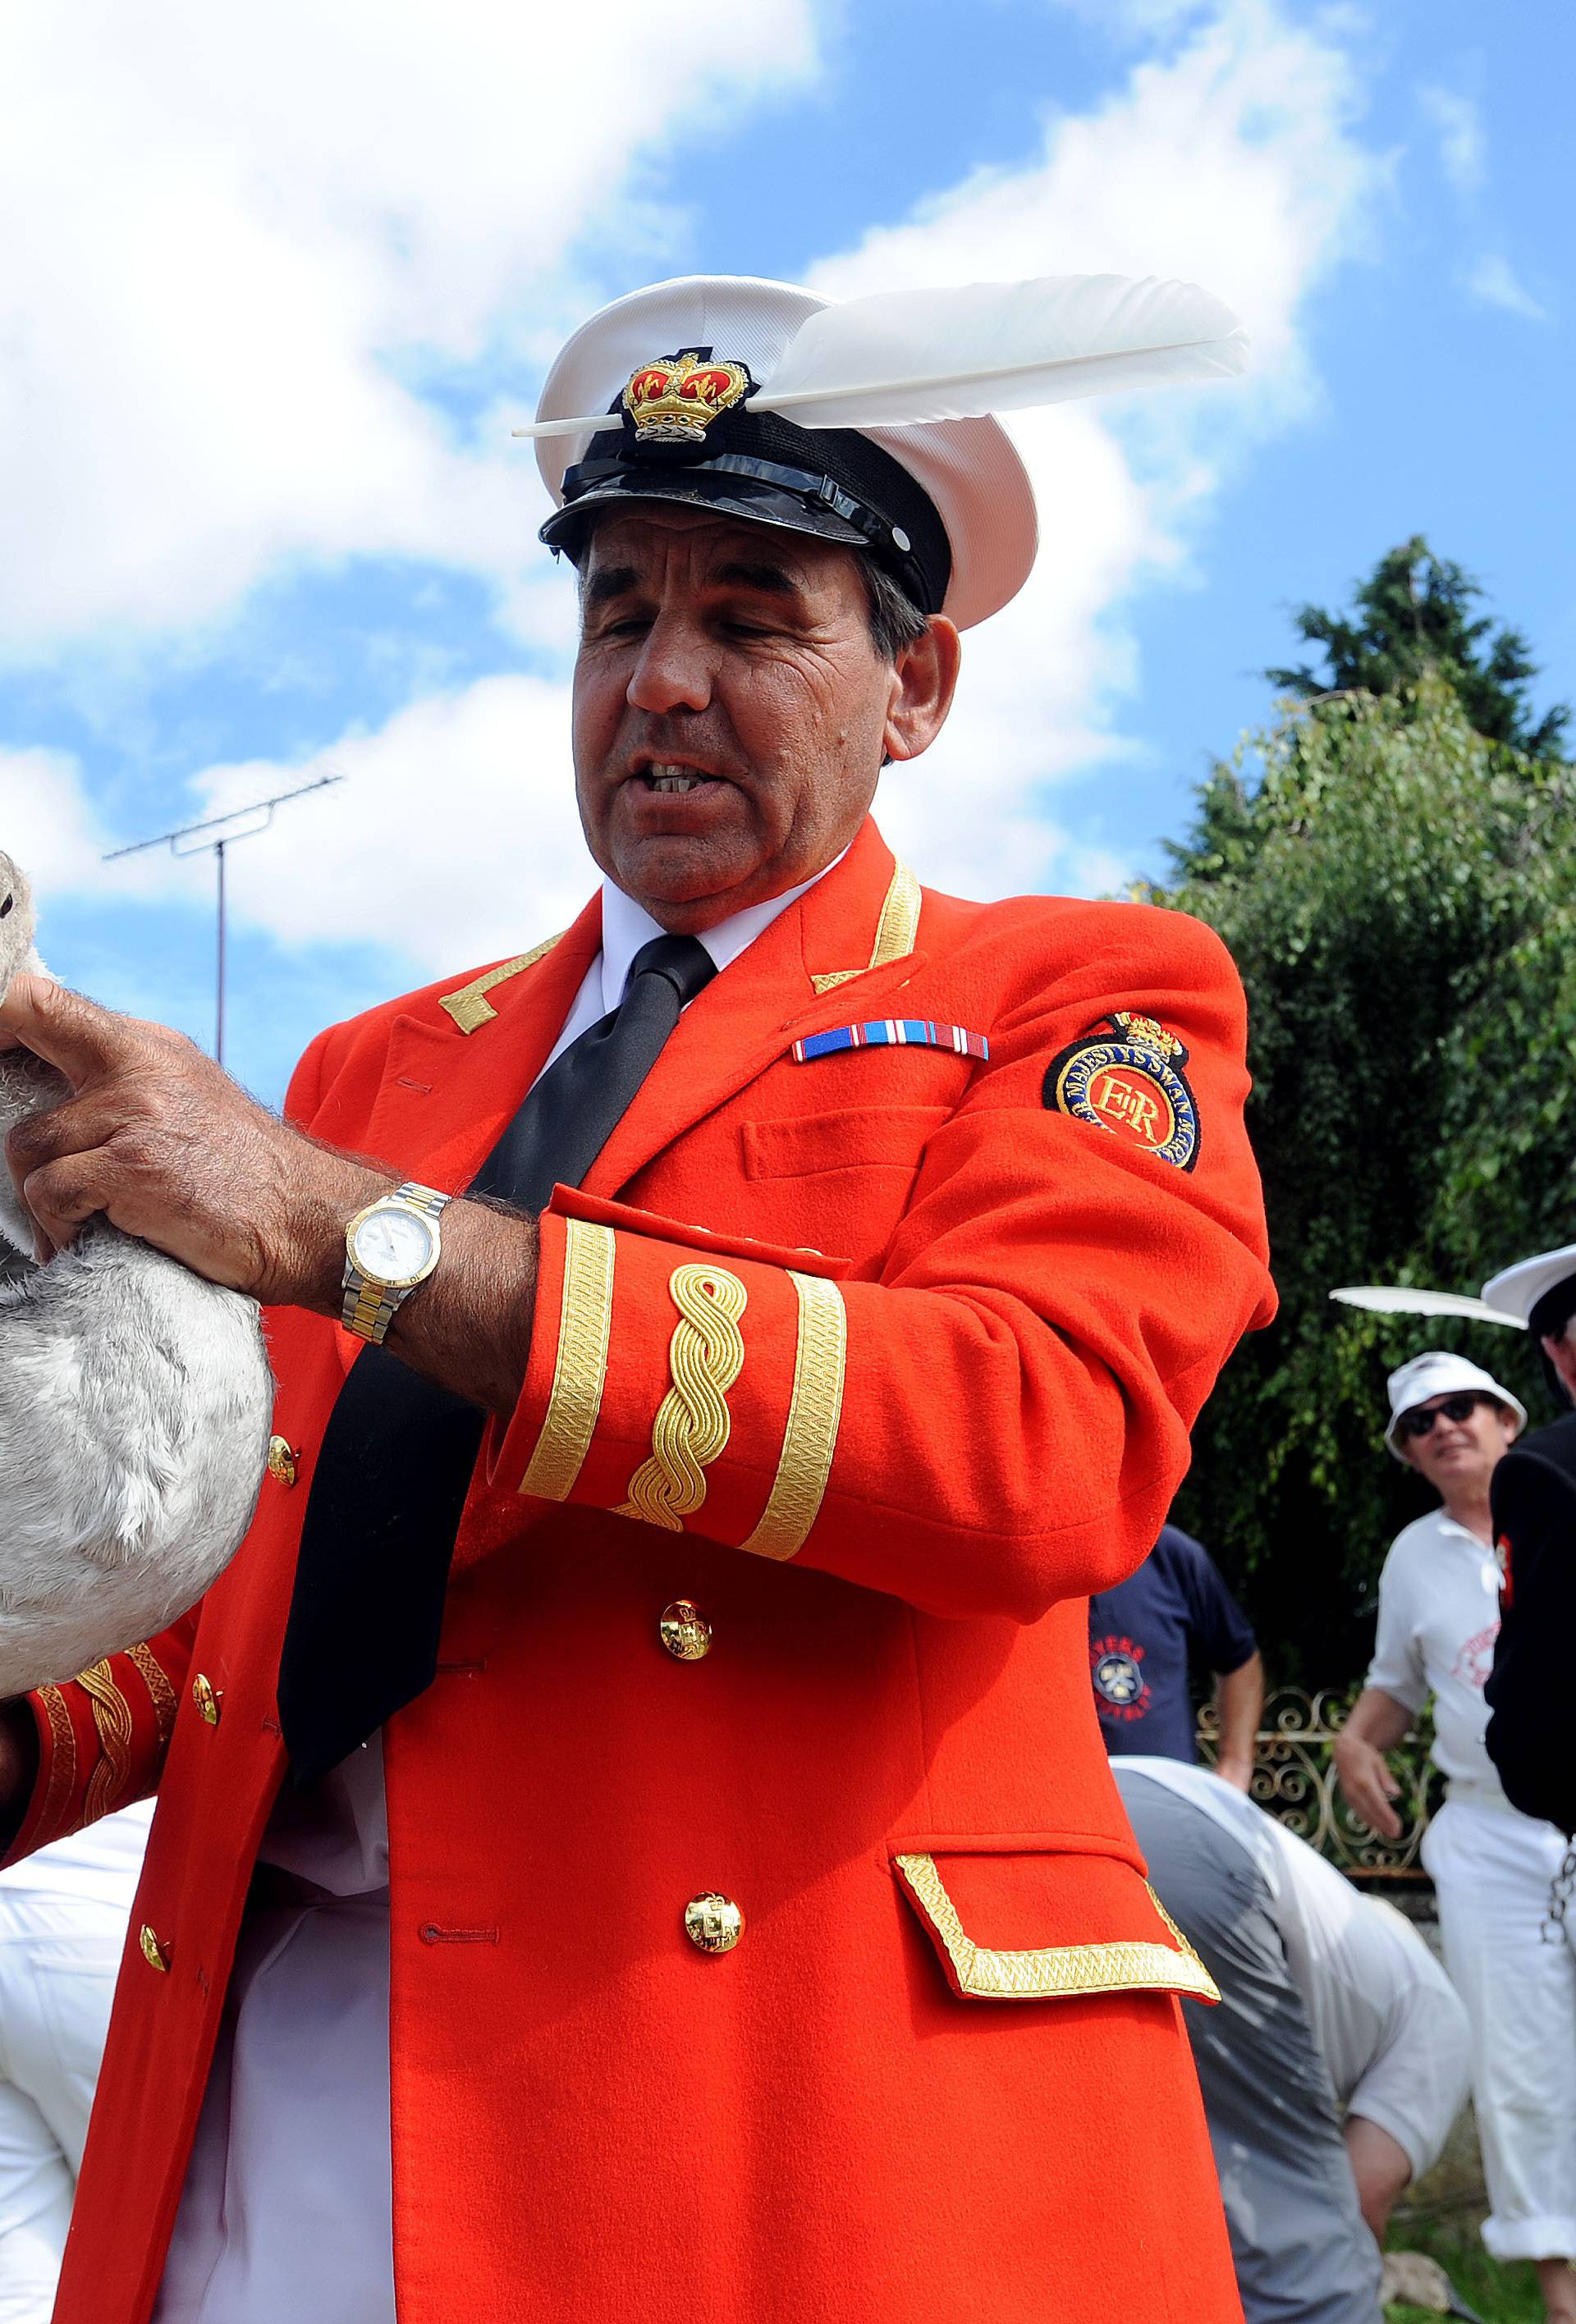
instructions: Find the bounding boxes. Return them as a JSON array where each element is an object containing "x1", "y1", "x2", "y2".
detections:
[{"x1": 0, "y1": 852, "x2": 273, "y2": 1695}]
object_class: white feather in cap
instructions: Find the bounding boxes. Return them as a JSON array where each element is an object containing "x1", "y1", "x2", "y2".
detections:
[{"x1": 522, "y1": 272, "x2": 1248, "y2": 631}]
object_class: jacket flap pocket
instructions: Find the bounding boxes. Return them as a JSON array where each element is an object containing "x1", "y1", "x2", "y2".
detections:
[
  {"x1": 744, "y1": 1105, "x2": 950, "y2": 1181},
  {"x1": 891, "y1": 1846, "x2": 1217, "y2": 2005}
]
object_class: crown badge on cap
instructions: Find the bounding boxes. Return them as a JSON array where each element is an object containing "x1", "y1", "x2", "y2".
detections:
[{"x1": 621, "y1": 350, "x2": 754, "y2": 447}]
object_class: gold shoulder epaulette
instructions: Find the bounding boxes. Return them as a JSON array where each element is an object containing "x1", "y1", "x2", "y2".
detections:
[
  {"x1": 810, "y1": 859, "x2": 921, "y2": 994},
  {"x1": 438, "y1": 933, "x2": 564, "y2": 1035}
]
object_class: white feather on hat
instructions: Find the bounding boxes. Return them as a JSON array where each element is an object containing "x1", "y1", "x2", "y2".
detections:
[{"x1": 518, "y1": 271, "x2": 1248, "y2": 631}]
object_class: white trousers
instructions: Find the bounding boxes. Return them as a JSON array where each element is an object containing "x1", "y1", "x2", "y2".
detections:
[
  {"x1": 0, "y1": 1892, "x2": 126, "y2": 2323},
  {"x1": 1423, "y1": 1796, "x2": 1576, "y2": 2262}
]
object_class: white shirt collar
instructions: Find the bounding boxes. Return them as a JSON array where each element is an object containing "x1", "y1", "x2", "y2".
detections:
[{"x1": 597, "y1": 850, "x2": 847, "y2": 1014}]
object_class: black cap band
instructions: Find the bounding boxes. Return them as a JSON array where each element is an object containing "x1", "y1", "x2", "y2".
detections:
[{"x1": 540, "y1": 382, "x2": 951, "y2": 614}]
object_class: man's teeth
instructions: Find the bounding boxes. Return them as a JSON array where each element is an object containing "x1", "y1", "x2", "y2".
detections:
[{"x1": 647, "y1": 765, "x2": 710, "y2": 793}]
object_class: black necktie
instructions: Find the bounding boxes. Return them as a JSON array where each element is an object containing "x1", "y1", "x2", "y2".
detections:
[{"x1": 277, "y1": 934, "x2": 717, "y2": 1786}]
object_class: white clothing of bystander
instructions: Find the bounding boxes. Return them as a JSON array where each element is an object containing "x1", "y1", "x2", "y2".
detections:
[
  {"x1": 1366, "y1": 1507, "x2": 1511, "y2": 1793},
  {"x1": 1422, "y1": 1798, "x2": 1576, "y2": 2262},
  {"x1": 0, "y1": 1803, "x2": 150, "y2": 2323},
  {"x1": 1117, "y1": 1755, "x2": 1468, "y2": 2177},
  {"x1": 1365, "y1": 1497, "x2": 1574, "y2": 2265}
]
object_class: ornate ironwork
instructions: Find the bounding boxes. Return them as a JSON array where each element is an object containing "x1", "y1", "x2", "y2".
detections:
[{"x1": 1198, "y1": 1686, "x2": 1440, "y2": 1881}]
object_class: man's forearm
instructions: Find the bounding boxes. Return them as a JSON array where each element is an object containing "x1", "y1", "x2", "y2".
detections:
[
  {"x1": 282, "y1": 1161, "x2": 541, "y2": 1418},
  {"x1": 1342, "y1": 2115, "x2": 1412, "y2": 2244},
  {"x1": 380, "y1": 1199, "x2": 539, "y2": 1416},
  {"x1": 1213, "y1": 1650, "x2": 1264, "y2": 1785},
  {"x1": 1337, "y1": 1687, "x2": 1415, "y2": 1754}
]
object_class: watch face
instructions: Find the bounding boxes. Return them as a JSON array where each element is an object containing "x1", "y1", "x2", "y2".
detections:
[{"x1": 351, "y1": 1205, "x2": 435, "y2": 1286}]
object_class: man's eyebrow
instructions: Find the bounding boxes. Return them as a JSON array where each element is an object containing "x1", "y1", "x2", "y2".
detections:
[
  {"x1": 713, "y1": 560, "x2": 802, "y2": 598},
  {"x1": 582, "y1": 555, "x2": 807, "y2": 607},
  {"x1": 582, "y1": 565, "x2": 641, "y2": 608}
]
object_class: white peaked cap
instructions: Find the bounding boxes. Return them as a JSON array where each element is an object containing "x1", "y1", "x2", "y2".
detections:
[
  {"x1": 526, "y1": 270, "x2": 1248, "y2": 633},
  {"x1": 1481, "y1": 1243, "x2": 1576, "y2": 1328},
  {"x1": 1384, "y1": 1350, "x2": 1527, "y2": 1459}
]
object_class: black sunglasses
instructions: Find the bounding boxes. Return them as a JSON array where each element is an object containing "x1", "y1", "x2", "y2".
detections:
[{"x1": 1396, "y1": 1392, "x2": 1491, "y2": 1440}]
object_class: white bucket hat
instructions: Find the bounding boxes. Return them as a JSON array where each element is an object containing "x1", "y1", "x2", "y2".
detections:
[{"x1": 1384, "y1": 1350, "x2": 1527, "y2": 1459}]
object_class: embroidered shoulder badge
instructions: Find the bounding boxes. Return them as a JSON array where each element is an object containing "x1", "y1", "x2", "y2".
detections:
[{"x1": 1043, "y1": 1011, "x2": 1199, "y2": 1171}]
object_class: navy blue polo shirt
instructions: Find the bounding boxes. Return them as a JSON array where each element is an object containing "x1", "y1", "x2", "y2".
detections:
[{"x1": 1088, "y1": 1524, "x2": 1258, "y2": 1762}]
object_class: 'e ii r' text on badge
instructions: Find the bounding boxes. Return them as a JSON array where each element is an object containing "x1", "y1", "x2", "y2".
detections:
[{"x1": 1043, "y1": 1012, "x2": 1199, "y2": 1171}]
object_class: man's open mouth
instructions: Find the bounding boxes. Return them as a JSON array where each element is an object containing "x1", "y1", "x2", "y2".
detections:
[{"x1": 631, "y1": 759, "x2": 730, "y2": 795}]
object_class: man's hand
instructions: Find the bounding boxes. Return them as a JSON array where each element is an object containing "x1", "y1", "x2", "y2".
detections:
[
  {"x1": 1331, "y1": 1732, "x2": 1404, "y2": 1841},
  {"x1": 0, "y1": 975, "x2": 384, "y2": 1307},
  {"x1": 0, "y1": 975, "x2": 540, "y2": 1413}
]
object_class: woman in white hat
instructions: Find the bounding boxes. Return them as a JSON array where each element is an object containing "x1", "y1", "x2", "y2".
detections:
[{"x1": 1333, "y1": 1351, "x2": 1576, "y2": 2322}]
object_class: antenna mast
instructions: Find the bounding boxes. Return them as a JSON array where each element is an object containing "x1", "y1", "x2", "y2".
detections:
[{"x1": 104, "y1": 773, "x2": 342, "y2": 1067}]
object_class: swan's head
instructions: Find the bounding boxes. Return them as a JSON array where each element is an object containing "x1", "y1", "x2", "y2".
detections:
[{"x1": 0, "y1": 854, "x2": 37, "y2": 990}]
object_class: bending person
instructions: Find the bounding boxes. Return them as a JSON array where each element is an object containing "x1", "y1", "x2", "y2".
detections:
[{"x1": 1116, "y1": 1756, "x2": 1468, "y2": 2324}]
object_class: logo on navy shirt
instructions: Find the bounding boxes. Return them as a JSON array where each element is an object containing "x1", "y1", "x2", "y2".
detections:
[{"x1": 1090, "y1": 1635, "x2": 1152, "y2": 1723}]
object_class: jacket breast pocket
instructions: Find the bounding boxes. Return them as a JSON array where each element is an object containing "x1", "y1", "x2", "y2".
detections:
[
  {"x1": 891, "y1": 1840, "x2": 1217, "y2": 2004},
  {"x1": 743, "y1": 1105, "x2": 951, "y2": 1182}
]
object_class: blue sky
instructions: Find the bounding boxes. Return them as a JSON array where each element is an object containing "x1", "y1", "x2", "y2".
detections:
[{"x1": 2, "y1": 0, "x2": 1569, "y2": 1105}]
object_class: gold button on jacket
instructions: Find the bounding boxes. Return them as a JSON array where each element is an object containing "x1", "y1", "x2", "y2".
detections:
[
  {"x1": 266, "y1": 1435, "x2": 298, "y2": 1488},
  {"x1": 684, "y1": 1894, "x2": 743, "y2": 1955},
  {"x1": 191, "y1": 1674, "x2": 222, "y2": 1727},
  {"x1": 139, "y1": 1925, "x2": 170, "y2": 1974},
  {"x1": 658, "y1": 1600, "x2": 712, "y2": 1662}
]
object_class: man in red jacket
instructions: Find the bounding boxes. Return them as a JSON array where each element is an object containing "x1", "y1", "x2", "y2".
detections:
[{"x1": 0, "y1": 272, "x2": 1273, "y2": 2323}]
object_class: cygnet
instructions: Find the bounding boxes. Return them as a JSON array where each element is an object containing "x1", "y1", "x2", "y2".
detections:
[{"x1": 0, "y1": 851, "x2": 273, "y2": 1696}]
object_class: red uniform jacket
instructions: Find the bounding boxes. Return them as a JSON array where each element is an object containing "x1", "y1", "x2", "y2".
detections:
[{"x1": 10, "y1": 821, "x2": 1274, "y2": 2322}]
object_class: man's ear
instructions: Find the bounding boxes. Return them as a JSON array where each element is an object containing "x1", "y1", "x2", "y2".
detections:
[
  {"x1": 883, "y1": 620, "x2": 961, "y2": 764},
  {"x1": 1542, "y1": 1329, "x2": 1576, "y2": 1405}
]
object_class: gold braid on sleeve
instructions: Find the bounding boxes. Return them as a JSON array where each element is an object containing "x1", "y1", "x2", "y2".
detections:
[
  {"x1": 616, "y1": 1264, "x2": 748, "y2": 1530},
  {"x1": 33, "y1": 1686, "x2": 76, "y2": 1841},
  {"x1": 76, "y1": 1660, "x2": 135, "y2": 1825},
  {"x1": 128, "y1": 1642, "x2": 177, "y2": 1748},
  {"x1": 518, "y1": 1218, "x2": 616, "y2": 1500},
  {"x1": 740, "y1": 1270, "x2": 846, "y2": 1562}
]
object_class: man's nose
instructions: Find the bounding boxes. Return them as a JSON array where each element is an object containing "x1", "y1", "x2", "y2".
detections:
[{"x1": 625, "y1": 611, "x2": 713, "y2": 716}]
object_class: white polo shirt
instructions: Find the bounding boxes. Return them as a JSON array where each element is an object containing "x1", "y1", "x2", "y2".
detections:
[{"x1": 1365, "y1": 1507, "x2": 1505, "y2": 1792}]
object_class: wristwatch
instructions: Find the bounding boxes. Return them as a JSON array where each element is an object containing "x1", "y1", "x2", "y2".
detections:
[{"x1": 341, "y1": 1182, "x2": 452, "y2": 1345}]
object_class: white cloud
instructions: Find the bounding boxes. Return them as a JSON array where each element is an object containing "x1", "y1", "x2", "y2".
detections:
[
  {"x1": 30, "y1": 667, "x2": 595, "y2": 981},
  {"x1": 0, "y1": 752, "x2": 124, "y2": 899},
  {"x1": 1418, "y1": 85, "x2": 1486, "y2": 195},
  {"x1": 1464, "y1": 254, "x2": 1549, "y2": 323},
  {"x1": 4, "y1": 0, "x2": 1379, "y2": 1003},
  {"x1": 807, "y1": 0, "x2": 1376, "y2": 898},
  {"x1": 0, "y1": 0, "x2": 818, "y2": 653}
]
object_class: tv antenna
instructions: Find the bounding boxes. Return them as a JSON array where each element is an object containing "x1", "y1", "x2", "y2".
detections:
[{"x1": 104, "y1": 772, "x2": 343, "y2": 1067}]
